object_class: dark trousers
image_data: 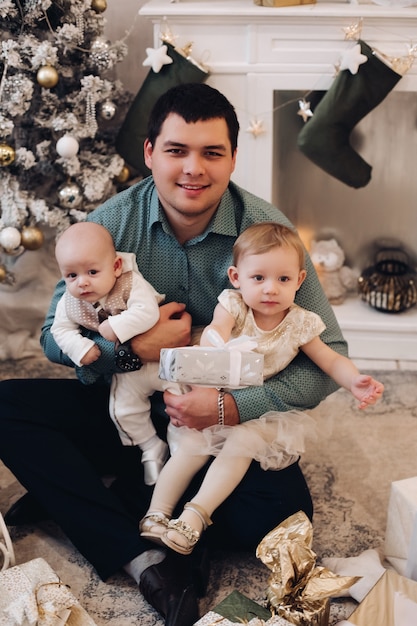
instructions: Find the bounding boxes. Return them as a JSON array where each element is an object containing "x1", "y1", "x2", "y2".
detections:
[{"x1": 0, "y1": 377, "x2": 313, "y2": 580}]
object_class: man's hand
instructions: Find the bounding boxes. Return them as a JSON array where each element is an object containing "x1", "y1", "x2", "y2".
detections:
[
  {"x1": 131, "y1": 302, "x2": 191, "y2": 362},
  {"x1": 163, "y1": 386, "x2": 240, "y2": 430}
]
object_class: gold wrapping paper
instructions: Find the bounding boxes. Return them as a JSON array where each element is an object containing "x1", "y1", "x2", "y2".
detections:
[
  {"x1": 256, "y1": 511, "x2": 360, "y2": 626},
  {"x1": 348, "y1": 569, "x2": 417, "y2": 625}
]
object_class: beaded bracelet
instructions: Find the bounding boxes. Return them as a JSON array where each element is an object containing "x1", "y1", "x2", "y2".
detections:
[{"x1": 217, "y1": 388, "x2": 225, "y2": 426}]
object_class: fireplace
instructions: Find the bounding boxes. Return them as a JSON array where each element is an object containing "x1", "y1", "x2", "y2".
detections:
[{"x1": 139, "y1": 0, "x2": 417, "y2": 366}]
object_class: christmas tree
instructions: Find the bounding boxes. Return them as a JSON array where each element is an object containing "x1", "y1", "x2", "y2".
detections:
[{"x1": 0, "y1": 0, "x2": 133, "y2": 283}]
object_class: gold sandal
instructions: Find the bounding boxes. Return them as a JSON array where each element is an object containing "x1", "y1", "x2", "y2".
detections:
[
  {"x1": 162, "y1": 502, "x2": 212, "y2": 555},
  {"x1": 139, "y1": 511, "x2": 170, "y2": 546}
]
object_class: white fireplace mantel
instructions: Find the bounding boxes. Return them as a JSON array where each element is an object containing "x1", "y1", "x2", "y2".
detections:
[{"x1": 139, "y1": 0, "x2": 417, "y2": 368}]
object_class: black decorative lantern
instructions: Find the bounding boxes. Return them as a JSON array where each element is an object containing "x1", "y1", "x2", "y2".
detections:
[{"x1": 358, "y1": 248, "x2": 417, "y2": 313}]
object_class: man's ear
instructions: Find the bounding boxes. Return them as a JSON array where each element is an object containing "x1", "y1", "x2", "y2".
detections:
[
  {"x1": 114, "y1": 256, "x2": 123, "y2": 278},
  {"x1": 297, "y1": 269, "x2": 307, "y2": 290},
  {"x1": 143, "y1": 139, "x2": 153, "y2": 169},
  {"x1": 227, "y1": 265, "x2": 240, "y2": 288}
]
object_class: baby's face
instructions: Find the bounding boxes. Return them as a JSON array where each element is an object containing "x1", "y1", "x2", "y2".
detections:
[{"x1": 58, "y1": 247, "x2": 121, "y2": 303}]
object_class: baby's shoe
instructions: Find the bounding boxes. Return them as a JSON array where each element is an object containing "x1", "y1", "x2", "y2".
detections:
[{"x1": 140, "y1": 512, "x2": 170, "y2": 546}]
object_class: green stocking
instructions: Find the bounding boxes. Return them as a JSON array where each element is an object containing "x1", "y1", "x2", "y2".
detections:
[
  {"x1": 297, "y1": 40, "x2": 402, "y2": 188},
  {"x1": 116, "y1": 42, "x2": 208, "y2": 177}
]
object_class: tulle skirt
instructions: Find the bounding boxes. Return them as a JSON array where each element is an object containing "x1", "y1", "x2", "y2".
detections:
[{"x1": 167, "y1": 410, "x2": 317, "y2": 471}]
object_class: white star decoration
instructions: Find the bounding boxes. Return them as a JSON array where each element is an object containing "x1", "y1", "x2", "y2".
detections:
[
  {"x1": 297, "y1": 99, "x2": 313, "y2": 123},
  {"x1": 340, "y1": 44, "x2": 368, "y2": 75},
  {"x1": 246, "y1": 118, "x2": 266, "y2": 138},
  {"x1": 143, "y1": 45, "x2": 173, "y2": 73}
]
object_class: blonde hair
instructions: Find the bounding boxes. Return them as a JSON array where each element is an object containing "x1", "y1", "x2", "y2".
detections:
[{"x1": 233, "y1": 222, "x2": 305, "y2": 269}]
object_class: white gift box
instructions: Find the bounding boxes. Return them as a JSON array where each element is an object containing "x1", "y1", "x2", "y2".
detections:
[
  {"x1": 0, "y1": 557, "x2": 97, "y2": 626},
  {"x1": 385, "y1": 476, "x2": 417, "y2": 581},
  {"x1": 159, "y1": 345, "x2": 264, "y2": 389}
]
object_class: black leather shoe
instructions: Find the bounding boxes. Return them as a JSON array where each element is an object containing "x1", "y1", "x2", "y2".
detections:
[
  {"x1": 139, "y1": 556, "x2": 200, "y2": 626},
  {"x1": 4, "y1": 493, "x2": 49, "y2": 525}
]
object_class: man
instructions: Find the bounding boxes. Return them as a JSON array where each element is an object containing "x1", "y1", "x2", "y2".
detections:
[{"x1": 0, "y1": 84, "x2": 347, "y2": 626}]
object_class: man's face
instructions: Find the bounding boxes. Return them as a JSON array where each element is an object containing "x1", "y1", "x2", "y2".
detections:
[{"x1": 144, "y1": 113, "x2": 237, "y2": 233}]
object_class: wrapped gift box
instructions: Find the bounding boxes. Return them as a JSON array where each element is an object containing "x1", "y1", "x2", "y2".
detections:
[
  {"x1": 347, "y1": 569, "x2": 417, "y2": 626},
  {"x1": 0, "y1": 557, "x2": 97, "y2": 626},
  {"x1": 384, "y1": 476, "x2": 417, "y2": 580},
  {"x1": 159, "y1": 346, "x2": 264, "y2": 388},
  {"x1": 194, "y1": 590, "x2": 292, "y2": 625}
]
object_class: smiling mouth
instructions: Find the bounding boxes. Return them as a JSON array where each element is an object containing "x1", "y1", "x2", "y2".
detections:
[{"x1": 179, "y1": 183, "x2": 208, "y2": 190}]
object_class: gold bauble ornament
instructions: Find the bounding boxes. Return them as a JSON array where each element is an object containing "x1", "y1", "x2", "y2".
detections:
[
  {"x1": 91, "y1": 0, "x2": 107, "y2": 12},
  {"x1": 21, "y1": 226, "x2": 45, "y2": 251},
  {"x1": 0, "y1": 143, "x2": 15, "y2": 167},
  {"x1": 0, "y1": 265, "x2": 7, "y2": 283},
  {"x1": 115, "y1": 165, "x2": 130, "y2": 184},
  {"x1": 37, "y1": 65, "x2": 59, "y2": 88}
]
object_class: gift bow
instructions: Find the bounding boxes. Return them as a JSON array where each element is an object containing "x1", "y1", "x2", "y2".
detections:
[{"x1": 205, "y1": 330, "x2": 258, "y2": 388}]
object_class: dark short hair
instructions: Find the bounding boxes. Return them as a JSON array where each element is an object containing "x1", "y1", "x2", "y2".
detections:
[{"x1": 147, "y1": 83, "x2": 240, "y2": 153}]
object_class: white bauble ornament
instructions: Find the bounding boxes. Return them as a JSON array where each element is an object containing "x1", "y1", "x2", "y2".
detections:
[
  {"x1": 58, "y1": 182, "x2": 83, "y2": 209},
  {"x1": 0, "y1": 227, "x2": 21, "y2": 252},
  {"x1": 56, "y1": 134, "x2": 79, "y2": 158}
]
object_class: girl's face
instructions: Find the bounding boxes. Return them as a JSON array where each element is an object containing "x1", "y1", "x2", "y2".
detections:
[{"x1": 228, "y1": 244, "x2": 306, "y2": 329}]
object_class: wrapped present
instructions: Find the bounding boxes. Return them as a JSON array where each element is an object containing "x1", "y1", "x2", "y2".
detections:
[
  {"x1": 256, "y1": 511, "x2": 360, "y2": 626},
  {"x1": 346, "y1": 568, "x2": 417, "y2": 626},
  {"x1": 0, "y1": 557, "x2": 97, "y2": 626},
  {"x1": 194, "y1": 590, "x2": 292, "y2": 625},
  {"x1": 159, "y1": 335, "x2": 264, "y2": 389},
  {"x1": 385, "y1": 476, "x2": 417, "y2": 581}
]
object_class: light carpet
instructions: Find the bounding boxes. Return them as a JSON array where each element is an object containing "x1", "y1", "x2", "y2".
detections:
[{"x1": 0, "y1": 357, "x2": 416, "y2": 625}]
